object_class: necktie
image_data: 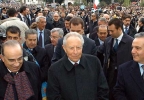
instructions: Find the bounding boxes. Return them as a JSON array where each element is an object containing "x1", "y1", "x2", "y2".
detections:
[
  {"x1": 125, "y1": 27, "x2": 128, "y2": 34},
  {"x1": 38, "y1": 31, "x2": 42, "y2": 47},
  {"x1": 113, "y1": 39, "x2": 118, "y2": 51},
  {"x1": 74, "y1": 63, "x2": 78, "y2": 67},
  {"x1": 141, "y1": 65, "x2": 144, "y2": 80}
]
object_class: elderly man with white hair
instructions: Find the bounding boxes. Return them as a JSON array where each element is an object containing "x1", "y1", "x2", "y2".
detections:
[{"x1": 35, "y1": 16, "x2": 51, "y2": 48}]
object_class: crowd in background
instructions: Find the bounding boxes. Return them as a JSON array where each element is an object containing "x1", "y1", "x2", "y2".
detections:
[{"x1": 0, "y1": 2, "x2": 144, "y2": 100}]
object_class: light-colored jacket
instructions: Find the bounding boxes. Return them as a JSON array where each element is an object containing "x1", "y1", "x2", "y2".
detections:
[{"x1": 1, "y1": 17, "x2": 29, "y2": 43}]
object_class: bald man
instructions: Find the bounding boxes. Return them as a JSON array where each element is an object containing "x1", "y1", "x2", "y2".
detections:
[{"x1": 103, "y1": 14, "x2": 110, "y2": 22}]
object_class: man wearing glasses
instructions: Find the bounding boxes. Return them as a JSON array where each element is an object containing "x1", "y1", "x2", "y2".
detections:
[
  {"x1": 45, "y1": 28, "x2": 64, "y2": 60},
  {"x1": 0, "y1": 40, "x2": 41, "y2": 100}
]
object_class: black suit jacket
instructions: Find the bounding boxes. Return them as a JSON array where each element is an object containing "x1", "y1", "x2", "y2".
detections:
[
  {"x1": 123, "y1": 25, "x2": 137, "y2": 38},
  {"x1": 0, "y1": 61, "x2": 41, "y2": 100},
  {"x1": 47, "y1": 54, "x2": 109, "y2": 100},
  {"x1": 98, "y1": 34, "x2": 133, "y2": 85},
  {"x1": 62, "y1": 27, "x2": 69, "y2": 36},
  {"x1": 45, "y1": 43, "x2": 54, "y2": 61},
  {"x1": 23, "y1": 43, "x2": 50, "y2": 82},
  {"x1": 138, "y1": 26, "x2": 144, "y2": 33},
  {"x1": 113, "y1": 60, "x2": 144, "y2": 100},
  {"x1": 52, "y1": 35, "x2": 97, "y2": 62},
  {"x1": 35, "y1": 28, "x2": 51, "y2": 46},
  {"x1": 17, "y1": 14, "x2": 29, "y2": 26}
]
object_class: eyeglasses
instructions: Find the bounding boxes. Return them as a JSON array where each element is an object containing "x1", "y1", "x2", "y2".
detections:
[{"x1": 49, "y1": 36, "x2": 59, "y2": 39}]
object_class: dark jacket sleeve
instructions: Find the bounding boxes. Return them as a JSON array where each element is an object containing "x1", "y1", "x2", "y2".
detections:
[
  {"x1": 96, "y1": 58, "x2": 109, "y2": 100},
  {"x1": 47, "y1": 67, "x2": 65, "y2": 100},
  {"x1": 113, "y1": 66, "x2": 128, "y2": 100}
]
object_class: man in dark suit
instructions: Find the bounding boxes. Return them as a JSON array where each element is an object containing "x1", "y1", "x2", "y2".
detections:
[
  {"x1": 23, "y1": 29, "x2": 50, "y2": 82},
  {"x1": 122, "y1": 14, "x2": 137, "y2": 38},
  {"x1": 62, "y1": 16, "x2": 72, "y2": 36},
  {"x1": 95, "y1": 25, "x2": 108, "y2": 65},
  {"x1": 113, "y1": 32, "x2": 144, "y2": 100},
  {"x1": 98, "y1": 18, "x2": 133, "y2": 100},
  {"x1": 47, "y1": 32, "x2": 109, "y2": 100},
  {"x1": 35, "y1": 16, "x2": 51, "y2": 48},
  {"x1": 45, "y1": 28, "x2": 64, "y2": 60},
  {"x1": 52, "y1": 17, "x2": 97, "y2": 62},
  {"x1": 17, "y1": 6, "x2": 29, "y2": 26},
  {"x1": 137, "y1": 17, "x2": 144, "y2": 33},
  {"x1": 89, "y1": 17, "x2": 108, "y2": 40},
  {"x1": 0, "y1": 40, "x2": 41, "y2": 100}
]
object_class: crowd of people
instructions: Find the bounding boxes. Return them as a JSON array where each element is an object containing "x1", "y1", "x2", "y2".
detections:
[{"x1": 0, "y1": 2, "x2": 144, "y2": 100}]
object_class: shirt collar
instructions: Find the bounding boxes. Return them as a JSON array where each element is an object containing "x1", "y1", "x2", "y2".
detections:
[
  {"x1": 116, "y1": 32, "x2": 123, "y2": 42},
  {"x1": 7, "y1": 68, "x2": 18, "y2": 74},
  {"x1": 68, "y1": 58, "x2": 80, "y2": 65},
  {"x1": 37, "y1": 28, "x2": 44, "y2": 33},
  {"x1": 123, "y1": 25, "x2": 129, "y2": 29},
  {"x1": 138, "y1": 63, "x2": 144, "y2": 75}
]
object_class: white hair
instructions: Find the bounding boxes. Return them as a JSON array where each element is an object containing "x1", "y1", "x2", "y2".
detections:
[{"x1": 35, "y1": 16, "x2": 46, "y2": 22}]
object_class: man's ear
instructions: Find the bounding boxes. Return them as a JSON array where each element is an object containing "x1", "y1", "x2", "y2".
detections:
[
  {"x1": 0, "y1": 54, "x2": 4, "y2": 62},
  {"x1": 62, "y1": 45, "x2": 66, "y2": 52}
]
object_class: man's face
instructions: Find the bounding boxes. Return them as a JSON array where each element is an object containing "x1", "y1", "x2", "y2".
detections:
[
  {"x1": 63, "y1": 36, "x2": 82, "y2": 62},
  {"x1": 6, "y1": 31, "x2": 21, "y2": 43},
  {"x1": 44, "y1": 8, "x2": 49, "y2": 14},
  {"x1": 50, "y1": 31, "x2": 61, "y2": 46},
  {"x1": 53, "y1": 13, "x2": 59, "y2": 21},
  {"x1": 1, "y1": 45, "x2": 23, "y2": 72},
  {"x1": 37, "y1": 18, "x2": 46, "y2": 30},
  {"x1": 97, "y1": 27, "x2": 108, "y2": 41},
  {"x1": 25, "y1": 34, "x2": 37, "y2": 49},
  {"x1": 65, "y1": 20, "x2": 70, "y2": 29},
  {"x1": 108, "y1": 24, "x2": 121, "y2": 38},
  {"x1": 70, "y1": 24, "x2": 84, "y2": 35},
  {"x1": 132, "y1": 38, "x2": 144, "y2": 64},
  {"x1": 91, "y1": 14, "x2": 96, "y2": 21},
  {"x1": 123, "y1": 18, "x2": 131, "y2": 27}
]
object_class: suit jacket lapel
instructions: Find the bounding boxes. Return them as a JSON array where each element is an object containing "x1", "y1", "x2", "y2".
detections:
[{"x1": 130, "y1": 62, "x2": 144, "y2": 93}]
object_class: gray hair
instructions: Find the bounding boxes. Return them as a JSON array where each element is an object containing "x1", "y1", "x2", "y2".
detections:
[
  {"x1": 35, "y1": 16, "x2": 46, "y2": 22},
  {"x1": 98, "y1": 17, "x2": 107, "y2": 23},
  {"x1": 25, "y1": 29, "x2": 37, "y2": 39},
  {"x1": 50, "y1": 28, "x2": 64, "y2": 37},
  {"x1": 1, "y1": 40, "x2": 22, "y2": 55},
  {"x1": 63, "y1": 32, "x2": 84, "y2": 46},
  {"x1": 134, "y1": 32, "x2": 144, "y2": 38}
]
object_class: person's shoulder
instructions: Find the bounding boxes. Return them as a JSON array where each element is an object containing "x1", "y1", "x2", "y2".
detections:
[
  {"x1": 119, "y1": 60, "x2": 135, "y2": 70},
  {"x1": 45, "y1": 43, "x2": 53, "y2": 48},
  {"x1": 83, "y1": 36, "x2": 95, "y2": 43},
  {"x1": 82, "y1": 54, "x2": 99, "y2": 62},
  {"x1": 123, "y1": 34, "x2": 134, "y2": 40},
  {"x1": 24, "y1": 61, "x2": 39, "y2": 70}
]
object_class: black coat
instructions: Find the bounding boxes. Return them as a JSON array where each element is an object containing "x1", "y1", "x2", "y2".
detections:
[
  {"x1": 45, "y1": 43, "x2": 54, "y2": 61},
  {"x1": 51, "y1": 20, "x2": 64, "y2": 28},
  {"x1": 98, "y1": 34, "x2": 133, "y2": 86},
  {"x1": 0, "y1": 61, "x2": 42, "y2": 100},
  {"x1": 138, "y1": 26, "x2": 144, "y2": 33},
  {"x1": 62, "y1": 27, "x2": 69, "y2": 36},
  {"x1": 23, "y1": 43, "x2": 50, "y2": 82},
  {"x1": 123, "y1": 25, "x2": 137, "y2": 38},
  {"x1": 47, "y1": 54, "x2": 109, "y2": 100},
  {"x1": 113, "y1": 60, "x2": 144, "y2": 100},
  {"x1": 86, "y1": 20, "x2": 98, "y2": 35},
  {"x1": 52, "y1": 35, "x2": 97, "y2": 62}
]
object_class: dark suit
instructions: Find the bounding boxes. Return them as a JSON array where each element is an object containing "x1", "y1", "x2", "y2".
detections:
[
  {"x1": 113, "y1": 60, "x2": 144, "y2": 100},
  {"x1": 98, "y1": 33, "x2": 133, "y2": 99},
  {"x1": 17, "y1": 14, "x2": 29, "y2": 26},
  {"x1": 52, "y1": 35, "x2": 97, "y2": 62},
  {"x1": 23, "y1": 43, "x2": 50, "y2": 82},
  {"x1": 47, "y1": 54, "x2": 109, "y2": 100},
  {"x1": 62, "y1": 27, "x2": 69, "y2": 36},
  {"x1": 138, "y1": 26, "x2": 144, "y2": 33},
  {"x1": 0, "y1": 61, "x2": 42, "y2": 100},
  {"x1": 123, "y1": 25, "x2": 137, "y2": 38},
  {"x1": 95, "y1": 38, "x2": 104, "y2": 66},
  {"x1": 45, "y1": 43, "x2": 54, "y2": 61},
  {"x1": 35, "y1": 28, "x2": 51, "y2": 46}
]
